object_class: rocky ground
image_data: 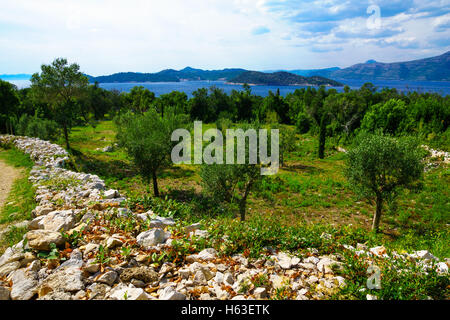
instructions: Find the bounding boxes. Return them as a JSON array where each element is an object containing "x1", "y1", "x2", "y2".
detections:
[{"x1": 0, "y1": 135, "x2": 448, "y2": 301}]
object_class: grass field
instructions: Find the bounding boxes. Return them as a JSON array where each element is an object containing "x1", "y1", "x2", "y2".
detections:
[{"x1": 65, "y1": 120, "x2": 449, "y2": 259}]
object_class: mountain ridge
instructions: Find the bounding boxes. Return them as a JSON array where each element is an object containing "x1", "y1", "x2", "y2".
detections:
[{"x1": 330, "y1": 51, "x2": 450, "y2": 81}]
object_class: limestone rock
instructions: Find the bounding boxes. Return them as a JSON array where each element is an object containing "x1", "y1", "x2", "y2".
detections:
[
  {"x1": 159, "y1": 286, "x2": 186, "y2": 300},
  {"x1": 0, "y1": 261, "x2": 21, "y2": 277},
  {"x1": 411, "y1": 250, "x2": 438, "y2": 261},
  {"x1": 95, "y1": 271, "x2": 118, "y2": 286},
  {"x1": 25, "y1": 230, "x2": 65, "y2": 251},
  {"x1": 29, "y1": 210, "x2": 76, "y2": 232},
  {"x1": 136, "y1": 229, "x2": 170, "y2": 248},
  {"x1": 149, "y1": 216, "x2": 175, "y2": 228},
  {"x1": 38, "y1": 290, "x2": 73, "y2": 300},
  {"x1": 33, "y1": 205, "x2": 54, "y2": 217},
  {"x1": 0, "y1": 247, "x2": 25, "y2": 268},
  {"x1": 370, "y1": 246, "x2": 387, "y2": 257},
  {"x1": 108, "y1": 283, "x2": 149, "y2": 300},
  {"x1": 104, "y1": 189, "x2": 119, "y2": 199},
  {"x1": 223, "y1": 272, "x2": 234, "y2": 286},
  {"x1": 87, "y1": 283, "x2": 111, "y2": 300},
  {"x1": 10, "y1": 269, "x2": 39, "y2": 300},
  {"x1": 120, "y1": 266, "x2": 159, "y2": 283},
  {"x1": 437, "y1": 262, "x2": 448, "y2": 274},
  {"x1": 254, "y1": 287, "x2": 268, "y2": 299},
  {"x1": 184, "y1": 223, "x2": 202, "y2": 234},
  {"x1": 38, "y1": 266, "x2": 85, "y2": 296},
  {"x1": 106, "y1": 236, "x2": 123, "y2": 249},
  {"x1": 186, "y1": 248, "x2": 217, "y2": 263},
  {"x1": 317, "y1": 257, "x2": 342, "y2": 274}
]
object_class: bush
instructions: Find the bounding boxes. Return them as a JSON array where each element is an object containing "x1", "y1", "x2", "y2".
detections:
[
  {"x1": 360, "y1": 99, "x2": 414, "y2": 135},
  {"x1": 295, "y1": 112, "x2": 311, "y2": 133},
  {"x1": 15, "y1": 114, "x2": 59, "y2": 141}
]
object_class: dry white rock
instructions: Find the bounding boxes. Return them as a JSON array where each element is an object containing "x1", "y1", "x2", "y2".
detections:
[
  {"x1": 25, "y1": 230, "x2": 65, "y2": 251},
  {"x1": 104, "y1": 189, "x2": 119, "y2": 199},
  {"x1": 108, "y1": 284, "x2": 149, "y2": 300},
  {"x1": 159, "y1": 286, "x2": 186, "y2": 300},
  {"x1": 29, "y1": 210, "x2": 76, "y2": 232},
  {"x1": 254, "y1": 287, "x2": 268, "y2": 299},
  {"x1": 95, "y1": 271, "x2": 118, "y2": 286},
  {"x1": 10, "y1": 269, "x2": 39, "y2": 300},
  {"x1": 136, "y1": 229, "x2": 170, "y2": 248}
]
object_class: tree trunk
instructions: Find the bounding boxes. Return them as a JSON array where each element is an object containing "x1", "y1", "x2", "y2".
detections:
[
  {"x1": 63, "y1": 124, "x2": 70, "y2": 150},
  {"x1": 372, "y1": 194, "x2": 383, "y2": 232},
  {"x1": 318, "y1": 115, "x2": 326, "y2": 159},
  {"x1": 239, "y1": 199, "x2": 246, "y2": 221},
  {"x1": 152, "y1": 171, "x2": 159, "y2": 197}
]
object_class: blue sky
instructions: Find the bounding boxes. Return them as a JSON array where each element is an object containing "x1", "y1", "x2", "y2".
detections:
[{"x1": 0, "y1": 0, "x2": 449, "y2": 75}]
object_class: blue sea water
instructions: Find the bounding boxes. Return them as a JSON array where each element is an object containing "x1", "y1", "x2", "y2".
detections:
[{"x1": 7, "y1": 79, "x2": 450, "y2": 97}]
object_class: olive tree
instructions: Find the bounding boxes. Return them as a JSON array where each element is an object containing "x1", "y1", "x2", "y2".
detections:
[
  {"x1": 115, "y1": 110, "x2": 186, "y2": 197},
  {"x1": 345, "y1": 133, "x2": 424, "y2": 232},
  {"x1": 31, "y1": 58, "x2": 89, "y2": 149},
  {"x1": 200, "y1": 123, "x2": 267, "y2": 221}
]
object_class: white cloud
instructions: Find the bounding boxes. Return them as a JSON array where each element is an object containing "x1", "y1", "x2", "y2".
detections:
[{"x1": 0, "y1": 0, "x2": 448, "y2": 74}]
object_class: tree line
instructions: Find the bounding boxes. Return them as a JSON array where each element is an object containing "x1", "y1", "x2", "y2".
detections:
[{"x1": 1, "y1": 58, "x2": 448, "y2": 154}]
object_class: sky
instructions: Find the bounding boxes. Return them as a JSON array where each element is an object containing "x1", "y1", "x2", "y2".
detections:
[{"x1": 0, "y1": 0, "x2": 449, "y2": 76}]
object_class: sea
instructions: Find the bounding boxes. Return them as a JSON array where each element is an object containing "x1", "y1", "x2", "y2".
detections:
[{"x1": 6, "y1": 79, "x2": 450, "y2": 97}]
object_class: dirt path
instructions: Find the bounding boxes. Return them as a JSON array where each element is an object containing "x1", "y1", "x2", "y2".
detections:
[{"x1": 0, "y1": 159, "x2": 22, "y2": 210}]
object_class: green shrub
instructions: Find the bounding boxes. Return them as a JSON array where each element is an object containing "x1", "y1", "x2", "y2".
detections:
[
  {"x1": 16, "y1": 114, "x2": 59, "y2": 141},
  {"x1": 295, "y1": 112, "x2": 311, "y2": 134}
]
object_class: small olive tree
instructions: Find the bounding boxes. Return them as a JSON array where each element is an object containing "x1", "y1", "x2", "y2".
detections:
[
  {"x1": 200, "y1": 162, "x2": 261, "y2": 221},
  {"x1": 345, "y1": 132, "x2": 424, "y2": 232},
  {"x1": 115, "y1": 110, "x2": 187, "y2": 197},
  {"x1": 200, "y1": 123, "x2": 265, "y2": 221}
]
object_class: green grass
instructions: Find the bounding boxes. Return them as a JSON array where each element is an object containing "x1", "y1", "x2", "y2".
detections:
[
  {"x1": 64, "y1": 121, "x2": 449, "y2": 254},
  {"x1": 0, "y1": 146, "x2": 36, "y2": 253}
]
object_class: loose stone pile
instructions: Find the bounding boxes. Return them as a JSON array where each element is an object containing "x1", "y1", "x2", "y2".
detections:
[{"x1": 0, "y1": 135, "x2": 448, "y2": 300}]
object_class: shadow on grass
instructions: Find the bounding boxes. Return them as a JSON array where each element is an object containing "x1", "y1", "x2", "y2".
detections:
[
  {"x1": 282, "y1": 163, "x2": 324, "y2": 174},
  {"x1": 161, "y1": 188, "x2": 233, "y2": 220},
  {"x1": 69, "y1": 147, "x2": 137, "y2": 180}
]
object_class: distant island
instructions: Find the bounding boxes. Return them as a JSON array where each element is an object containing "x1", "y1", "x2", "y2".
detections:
[
  {"x1": 86, "y1": 67, "x2": 247, "y2": 83},
  {"x1": 228, "y1": 71, "x2": 343, "y2": 86},
  {"x1": 85, "y1": 68, "x2": 341, "y2": 87}
]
